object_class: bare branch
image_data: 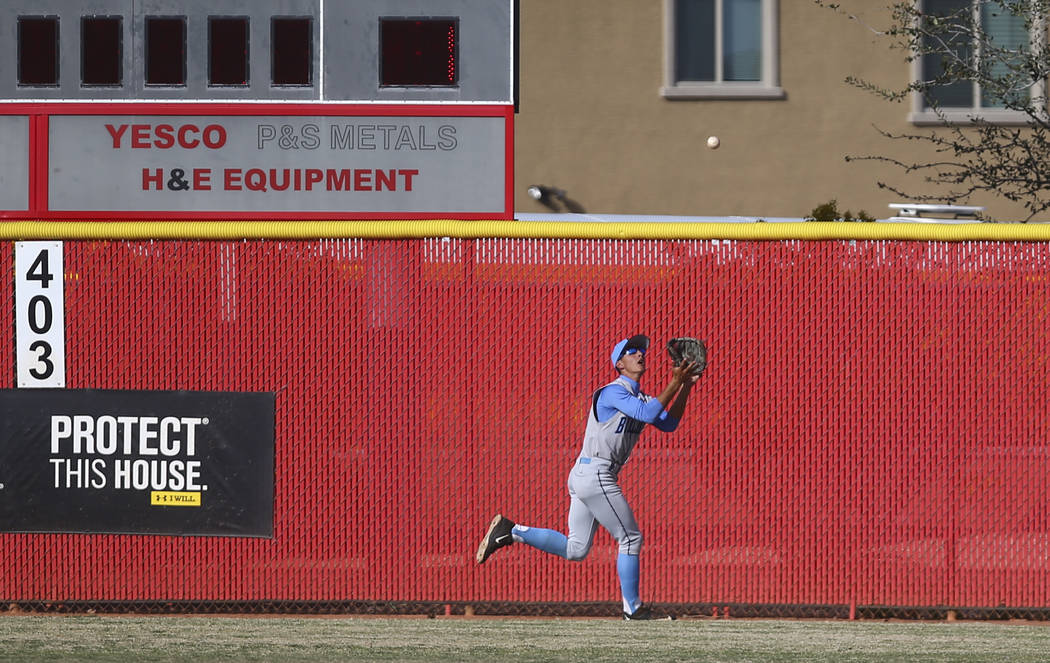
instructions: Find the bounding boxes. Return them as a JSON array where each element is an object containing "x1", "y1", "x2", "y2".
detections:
[{"x1": 812, "y1": 1, "x2": 891, "y2": 35}]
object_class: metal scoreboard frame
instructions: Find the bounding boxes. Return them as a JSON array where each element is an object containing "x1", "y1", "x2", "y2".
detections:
[{"x1": 0, "y1": 0, "x2": 517, "y2": 220}]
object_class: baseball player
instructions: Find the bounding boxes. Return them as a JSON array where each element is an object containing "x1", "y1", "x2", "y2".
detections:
[{"x1": 476, "y1": 334, "x2": 703, "y2": 620}]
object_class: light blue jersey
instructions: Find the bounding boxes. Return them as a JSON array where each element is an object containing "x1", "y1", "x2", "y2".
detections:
[{"x1": 582, "y1": 376, "x2": 680, "y2": 470}]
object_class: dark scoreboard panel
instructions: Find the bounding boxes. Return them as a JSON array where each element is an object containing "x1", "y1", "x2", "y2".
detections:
[{"x1": 0, "y1": 0, "x2": 514, "y2": 102}]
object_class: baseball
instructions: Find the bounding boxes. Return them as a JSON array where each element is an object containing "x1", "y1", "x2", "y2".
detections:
[{"x1": 706, "y1": 136, "x2": 720, "y2": 149}]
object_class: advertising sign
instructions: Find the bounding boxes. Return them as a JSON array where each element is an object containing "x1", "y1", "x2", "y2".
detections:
[
  {"x1": 47, "y1": 112, "x2": 509, "y2": 216},
  {"x1": 0, "y1": 389, "x2": 275, "y2": 537}
]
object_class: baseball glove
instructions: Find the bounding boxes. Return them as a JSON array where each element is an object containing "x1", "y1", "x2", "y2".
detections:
[{"x1": 667, "y1": 337, "x2": 708, "y2": 377}]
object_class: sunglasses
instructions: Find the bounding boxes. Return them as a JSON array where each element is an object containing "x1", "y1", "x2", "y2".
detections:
[{"x1": 622, "y1": 348, "x2": 646, "y2": 357}]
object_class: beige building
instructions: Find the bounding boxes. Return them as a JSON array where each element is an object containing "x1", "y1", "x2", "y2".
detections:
[{"x1": 514, "y1": 0, "x2": 1040, "y2": 222}]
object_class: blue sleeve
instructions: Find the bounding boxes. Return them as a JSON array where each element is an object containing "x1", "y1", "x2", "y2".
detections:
[
  {"x1": 596, "y1": 383, "x2": 670, "y2": 425},
  {"x1": 651, "y1": 411, "x2": 681, "y2": 432}
]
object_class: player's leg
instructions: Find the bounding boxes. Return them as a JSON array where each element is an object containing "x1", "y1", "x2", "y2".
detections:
[
  {"x1": 510, "y1": 520, "x2": 569, "y2": 557},
  {"x1": 476, "y1": 471, "x2": 599, "y2": 563},
  {"x1": 577, "y1": 471, "x2": 644, "y2": 616},
  {"x1": 562, "y1": 490, "x2": 598, "y2": 560},
  {"x1": 506, "y1": 476, "x2": 598, "y2": 559}
]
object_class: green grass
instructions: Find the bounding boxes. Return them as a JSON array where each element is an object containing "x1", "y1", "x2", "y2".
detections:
[{"x1": 1, "y1": 615, "x2": 1049, "y2": 662}]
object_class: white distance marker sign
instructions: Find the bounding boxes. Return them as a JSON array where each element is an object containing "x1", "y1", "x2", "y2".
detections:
[{"x1": 15, "y1": 242, "x2": 65, "y2": 388}]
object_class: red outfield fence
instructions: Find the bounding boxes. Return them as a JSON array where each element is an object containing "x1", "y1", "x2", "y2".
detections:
[{"x1": 2, "y1": 236, "x2": 1049, "y2": 618}]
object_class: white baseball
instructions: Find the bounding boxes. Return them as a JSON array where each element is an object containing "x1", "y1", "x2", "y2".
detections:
[{"x1": 706, "y1": 136, "x2": 720, "y2": 149}]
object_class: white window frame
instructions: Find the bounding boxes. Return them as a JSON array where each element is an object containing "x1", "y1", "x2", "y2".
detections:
[
  {"x1": 909, "y1": 0, "x2": 1046, "y2": 125},
  {"x1": 662, "y1": 0, "x2": 783, "y2": 100}
]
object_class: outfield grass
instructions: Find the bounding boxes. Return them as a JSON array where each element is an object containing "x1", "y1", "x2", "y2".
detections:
[{"x1": 1, "y1": 615, "x2": 1049, "y2": 662}]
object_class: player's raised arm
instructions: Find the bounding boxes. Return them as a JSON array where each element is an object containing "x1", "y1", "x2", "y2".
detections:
[
  {"x1": 666, "y1": 370, "x2": 700, "y2": 422},
  {"x1": 652, "y1": 358, "x2": 697, "y2": 409}
]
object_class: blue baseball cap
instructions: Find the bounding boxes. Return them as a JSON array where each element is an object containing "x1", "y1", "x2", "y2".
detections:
[{"x1": 611, "y1": 334, "x2": 650, "y2": 367}]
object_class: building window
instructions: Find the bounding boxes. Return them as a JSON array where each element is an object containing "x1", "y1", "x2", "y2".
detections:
[
  {"x1": 911, "y1": 0, "x2": 1042, "y2": 125},
  {"x1": 209, "y1": 17, "x2": 249, "y2": 86},
  {"x1": 18, "y1": 17, "x2": 60, "y2": 87},
  {"x1": 145, "y1": 17, "x2": 186, "y2": 86},
  {"x1": 272, "y1": 17, "x2": 313, "y2": 86},
  {"x1": 662, "y1": 0, "x2": 782, "y2": 99},
  {"x1": 379, "y1": 18, "x2": 458, "y2": 87},
  {"x1": 81, "y1": 16, "x2": 122, "y2": 87}
]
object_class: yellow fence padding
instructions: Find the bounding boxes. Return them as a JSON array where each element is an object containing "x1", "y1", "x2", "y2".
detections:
[{"x1": 2, "y1": 219, "x2": 1050, "y2": 241}]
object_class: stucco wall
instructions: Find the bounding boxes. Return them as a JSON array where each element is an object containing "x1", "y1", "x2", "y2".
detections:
[{"x1": 514, "y1": 1, "x2": 1035, "y2": 221}]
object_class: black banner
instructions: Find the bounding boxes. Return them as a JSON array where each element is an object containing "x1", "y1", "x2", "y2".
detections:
[{"x1": 0, "y1": 389, "x2": 274, "y2": 537}]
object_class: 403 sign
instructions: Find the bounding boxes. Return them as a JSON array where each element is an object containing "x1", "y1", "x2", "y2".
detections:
[{"x1": 15, "y1": 242, "x2": 65, "y2": 388}]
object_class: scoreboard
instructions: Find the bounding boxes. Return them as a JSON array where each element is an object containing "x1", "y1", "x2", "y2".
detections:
[{"x1": 0, "y1": 0, "x2": 516, "y2": 219}]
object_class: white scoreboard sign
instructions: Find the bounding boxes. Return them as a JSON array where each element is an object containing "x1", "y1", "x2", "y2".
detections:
[
  {"x1": 47, "y1": 112, "x2": 510, "y2": 217},
  {"x1": 15, "y1": 242, "x2": 65, "y2": 388}
]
